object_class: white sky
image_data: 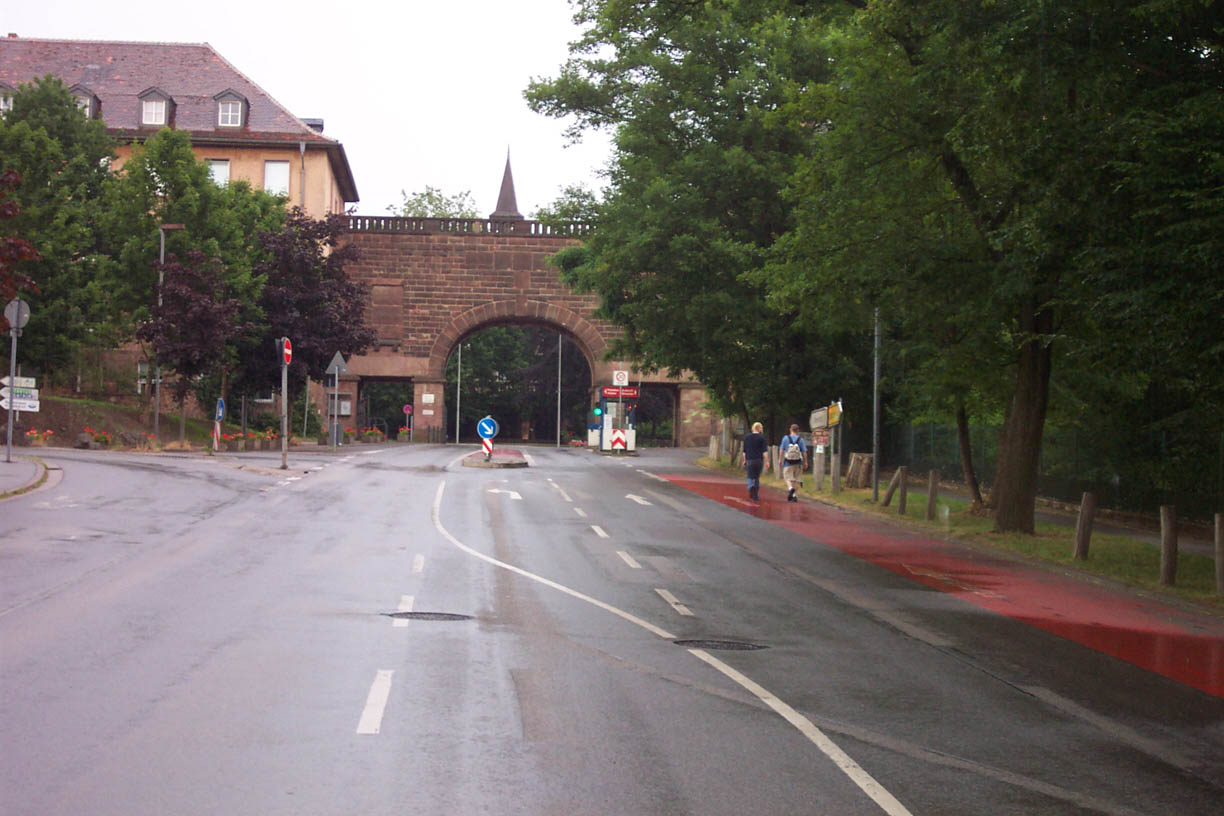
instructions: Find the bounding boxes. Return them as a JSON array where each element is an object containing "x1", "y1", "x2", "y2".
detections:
[{"x1": 5, "y1": 0, "x2": 613, "y2": 217}]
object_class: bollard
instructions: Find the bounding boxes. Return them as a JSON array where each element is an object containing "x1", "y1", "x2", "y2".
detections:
[
  {"x1": 882, "y1": 468, "x2": 902, "y2": 507},
  {"x1": 813, "y1": 450, "x2": 825, "y2": 492},
  {"x1": 897, "y1": 467, "x2": 908, "y2": 516},
  {"x1": 1073, "y1": 492, "x2": 1097, "y2": 561},
  {"x1": 1215, "y1": 513, "x2": 1222, "y2": 596},
  {"x1": 925, "y1": 470, "x2": 939, "y2": 521},
  {"x1": 1159, "y1": 505, "x2": 1178, "y2": 586},
  {"x1": 832, "y1": 450, "x2": 841, "y2": 494}
]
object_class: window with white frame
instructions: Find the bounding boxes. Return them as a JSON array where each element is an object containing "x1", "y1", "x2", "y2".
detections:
[
  {"x1": 0, "y1": 94, "x2": 12, "y2": 114},
  {"x1": 263, "y1": 160, "x2": 290, "y2": 196},
  {"x1": 142, "y1": 98, "x2": 166, "y2": 126},
  {"x1": 76, "y1": 95, "x2": 92, "y2": 117},
  {"x1": 207, "y1": 159, "x2": 231, "y2": 186},
  {"x1": 218, "y1": 100, "x2": 242, "y2": 127}
]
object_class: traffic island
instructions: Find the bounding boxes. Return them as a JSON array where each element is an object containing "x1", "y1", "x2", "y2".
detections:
[{"x1": 462, "y1": 448, "x2": 528, "y2": 469}]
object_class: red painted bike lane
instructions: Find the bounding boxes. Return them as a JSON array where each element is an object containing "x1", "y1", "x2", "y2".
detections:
[{"x1": 665, "y1": 473, "x2": 1224, "y2": 699}]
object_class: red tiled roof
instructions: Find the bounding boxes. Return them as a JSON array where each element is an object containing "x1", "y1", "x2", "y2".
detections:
[{"x1": 0, "y1": 37, "x2": 358, "y2": 201}]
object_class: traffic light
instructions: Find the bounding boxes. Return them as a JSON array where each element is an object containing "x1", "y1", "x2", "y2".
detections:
[{"x1": 592, "y1": 404, "x2": 602, "y2": 416}]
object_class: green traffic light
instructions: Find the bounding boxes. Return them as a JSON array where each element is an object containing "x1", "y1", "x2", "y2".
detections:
[{"x1": 593, "y1": 406, "x2": 602, "y2": 416}]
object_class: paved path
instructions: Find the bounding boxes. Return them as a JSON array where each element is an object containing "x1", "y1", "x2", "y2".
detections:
[{"x1": 667, "y1": 473, "x2": 1224, "y2": 699}]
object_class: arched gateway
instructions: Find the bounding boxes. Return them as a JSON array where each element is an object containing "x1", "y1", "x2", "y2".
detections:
[{"x1": 337, "y1": 167, "x2": 717, "y2": 446}]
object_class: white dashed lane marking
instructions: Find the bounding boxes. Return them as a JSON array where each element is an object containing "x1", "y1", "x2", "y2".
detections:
[
  {"x1": 625, "y1": 494, "x2": 652, "y2": 505},
  {"x1": 356, "y1": 670, "x2": 394, "y2": 734},
  {"x1": 591, "y1": 525, "x2": 610, "y2": 539},
  {"x1": 574, "y1": 508, "x2": 588, "y2": 518},
  {"x1": 411, "y1": 554, "x2": 425, "y2": 573},
  {"x1": 654, "y1": 588, "x2": 693, "y2": 616},
  {"x1": 616, "y1": 551, "x2": 642, "y2": 569},
  {"x1": 392, "y1": 595, "x2": 414, "y2": 628}
]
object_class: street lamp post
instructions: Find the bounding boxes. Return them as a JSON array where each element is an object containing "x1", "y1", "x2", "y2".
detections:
[{"x1": 152, "y1": 223, "x2": 184, "y2": 440}]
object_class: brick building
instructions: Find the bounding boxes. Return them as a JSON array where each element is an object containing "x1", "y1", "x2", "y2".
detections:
[{"x1": 0, "y1": 35, "x2": 357, "y2": 216}]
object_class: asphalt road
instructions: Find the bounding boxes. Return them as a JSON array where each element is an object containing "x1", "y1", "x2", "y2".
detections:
[{"x1": 1, "y1": 445, "x2": 1220, "y2": 815}]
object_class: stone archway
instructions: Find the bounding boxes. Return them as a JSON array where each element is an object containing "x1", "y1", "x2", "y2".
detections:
[{"x1": 427, "y1": 299, "x2": 610, "y2": 381}]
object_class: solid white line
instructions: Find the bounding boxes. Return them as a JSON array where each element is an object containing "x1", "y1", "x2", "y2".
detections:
[
  {"x1": 617, "y1": 551, "x2": 642, "y2": 569},
  {"x1": 431, "y1": 479, "x2": 910, "y2": 814},
  {"x1": 393, "y1": 595, "x2": 415, "y2": 628},
  {"x1": 557, "y1": 489, "x2": 572, "y2": 503},
  {"x1": 432, "y1": 482, "x2": 675, "y2": 640},
  {"x1": 688, "y1": 650, "x2": 913, "y2": 816},
  {"x1": 574, "y1": 508, "x2": 588, "y2": 518},
  {"x1": 625, "y1": 494, "x2": 652, "y2": 505},
  {"x1": 356, "y1": 670, "x2": 395, "y2": 734},
  {"x1": 360, "y1": 449, "x2": 387, "y2": 456},
  {"x1": 411, "y1": 554, "x2": 425, "y2": 573},
  {"x1": 637, "y1": 469, "x2": 668, "y2": 483},
  {"x1": 591, "y1": 525, "x2": 610, "y2": 539},
  {"x1": 654, "y1": 588, "x2": 693, "y2": 616}
]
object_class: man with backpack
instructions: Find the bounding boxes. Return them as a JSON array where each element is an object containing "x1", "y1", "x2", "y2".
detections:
[{"x1": 779, "y1": 424, "x2": 808, "y2": 502}]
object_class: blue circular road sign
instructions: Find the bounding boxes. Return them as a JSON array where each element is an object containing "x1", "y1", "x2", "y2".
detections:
[{"x1": 476, "y1": 416, "x2": 499, "y2": 439}]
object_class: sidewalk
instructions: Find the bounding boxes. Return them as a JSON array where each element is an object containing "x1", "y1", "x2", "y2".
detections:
[
  {"x1": 0, "y1": 454, "x2": 46, "y2": 499},
  {"x1": 665, "y1": 473, "x2": 1224, "y2": 699}
]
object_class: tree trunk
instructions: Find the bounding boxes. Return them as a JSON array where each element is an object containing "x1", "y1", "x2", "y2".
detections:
[
  {"x1": 992, "y1": 300, "x2": 1054, "y2": 533},
  {"x1": 955, "y1": 401, "x2": 985, "y2": 509}
]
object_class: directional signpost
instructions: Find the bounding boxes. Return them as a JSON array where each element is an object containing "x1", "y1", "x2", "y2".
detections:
[
  {"x1": 326, "y1": 351, "x2": 348, "y2": 448},
  {"x1": 476, "y1": 415, "x2": 499, "y2": 460},
  {"x1": 5, "y1": 298, "x2": 31, "y2": 463}
]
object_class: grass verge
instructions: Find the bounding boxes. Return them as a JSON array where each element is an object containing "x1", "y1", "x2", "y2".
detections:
[{"x1": 697, "y1": 456, "x2": 1222, "y2": 613}]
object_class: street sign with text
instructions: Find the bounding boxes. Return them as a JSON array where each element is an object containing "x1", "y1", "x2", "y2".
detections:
[
  {"x1": 1, "y1": 386, "x2": 37, "y2": 401},
  {"x1": 601, "y1": 386, "x2": 639, "y2": 399},
  {"x1": 1, "y1": 397, "x2": 39, "y2": 412},
  {"x1": 0, "y1": 376, "x2": 35, "y2": 388}
]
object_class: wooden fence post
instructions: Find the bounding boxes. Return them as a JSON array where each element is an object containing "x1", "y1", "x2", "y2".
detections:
[
  {"x1": 897, "y1": 467, "x2": 908, "y2": 516},
  {"x1": 925, "y1": 470, "x2": 939, "y2": 521},
  {"x1": 1215, "y1": 512, "x2": 1222, "y2": 596},
  {"x1": 882, "y1": 468, "x2": 902, "y2": 507},
  {"x1": 1073, "y1": 492, "x2": 1097, "y2": 561},
  {"x1": 1159, "y1": 505, "x2": 1178, "y2": 586}
]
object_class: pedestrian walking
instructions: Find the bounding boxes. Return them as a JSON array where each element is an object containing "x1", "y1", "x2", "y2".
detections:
[
  {"x1": 740, "y1": 421, "x2": 769, "y2": 502},
  {"x1": 779, "y1": 424, "x2": 808, "y2": 502}
]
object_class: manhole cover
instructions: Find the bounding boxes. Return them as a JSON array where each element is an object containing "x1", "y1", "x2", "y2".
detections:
[
  {"x1": 382, "y1": 612, "x2": 473, "y2": 621},
  {"x1": 673, "y1": 639, "x2": 768, "y2": 651}
]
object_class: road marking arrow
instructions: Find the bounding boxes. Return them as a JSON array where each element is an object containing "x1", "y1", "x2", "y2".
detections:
[
  {"x1": 487, "y1": 488, "x2": 522, "y2": 500},
  {"x1": 625, "y1": 494, "x2": 652, "y2": 505}
]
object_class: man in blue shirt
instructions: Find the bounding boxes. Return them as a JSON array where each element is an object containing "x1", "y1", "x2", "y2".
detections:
[
  {"x1": 740, "y1": 422, "x2": 769, "y2": 502},
  {"x1": 779, "y1": 424, "x2": 808, "y2": 502}
]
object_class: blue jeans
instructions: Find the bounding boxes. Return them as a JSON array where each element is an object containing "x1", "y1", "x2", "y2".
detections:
[{"x1": 746, "y1": 459, "x2": 764, "y2": 494}]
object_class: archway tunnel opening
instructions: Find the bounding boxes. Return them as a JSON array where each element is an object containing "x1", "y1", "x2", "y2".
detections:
[{"x1": 445, "y1": 325, "x2": 593, "y2": 444}]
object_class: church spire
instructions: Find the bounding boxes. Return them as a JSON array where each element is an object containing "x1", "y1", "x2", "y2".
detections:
[{"x1": 489, "y1": 149, "x2": 523, "y2": 220}]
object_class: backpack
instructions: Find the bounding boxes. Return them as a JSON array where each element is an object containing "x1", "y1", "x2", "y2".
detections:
[{"x1": 784, "y1": 435, "x2": 803, "y2": 462}]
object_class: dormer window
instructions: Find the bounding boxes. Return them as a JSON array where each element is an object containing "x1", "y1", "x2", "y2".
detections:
[
  {"x1": 68, "y1": 85, "x2": 99, "y2": 119},
  {"x1": 137, "y1": 87, "x2": 174, "y2": 128},
  {"x1": 0, "y1": 83, "x2": 13, "y2": 114},
  {"x1": 213, "y1": 89, "x2": 248, "y2": 129}
]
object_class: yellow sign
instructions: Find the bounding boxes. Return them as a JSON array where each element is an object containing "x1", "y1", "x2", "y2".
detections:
[{"x1": 827, "y1": 401, "x2": 842, "y2": 427}]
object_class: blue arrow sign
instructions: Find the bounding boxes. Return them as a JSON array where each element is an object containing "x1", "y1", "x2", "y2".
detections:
[
  {"x1": 215, "y1": 397, "x2": 226, "y2": 422},
  {"x1": 476, "y1": 416, "x2": 499, "y2": 439}
]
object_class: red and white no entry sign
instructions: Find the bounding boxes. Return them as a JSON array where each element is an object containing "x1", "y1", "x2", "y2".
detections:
[{"x1": 282, "y1": 337, "x2": 293, "y2": 365}]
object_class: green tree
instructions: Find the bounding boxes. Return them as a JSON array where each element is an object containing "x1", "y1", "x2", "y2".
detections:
[
  {"x1": 389, "y1": 185, "x2": 479, "y2": 218},
  {"x1": 528, "y1": 0, "x2": 856, "y2": 433},
  {"x1": 0, "y1": 76, "x2": 115, "y2": 372}
]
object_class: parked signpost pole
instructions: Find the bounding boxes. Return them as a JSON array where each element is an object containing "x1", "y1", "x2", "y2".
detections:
[
  {"x1": 153, "y1": 223, "x2": 184, "y2": 441},
  {"x1": 4, "y1": 298, "x2": 31, "y2": 464},
  {"x1": 325, "y1": 352, "x2": 347, "y2": 449},
  {"x1": 280, "y1": 337, "x2": 291, "y2": 470}
]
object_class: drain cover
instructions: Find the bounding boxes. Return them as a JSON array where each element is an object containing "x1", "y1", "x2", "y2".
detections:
[
  {"x1": 382, "y1": 612, "x2": 473, "y2": 621},
  {"x1": 674, "y1": 639, "x2": 767, "y2": 651}
]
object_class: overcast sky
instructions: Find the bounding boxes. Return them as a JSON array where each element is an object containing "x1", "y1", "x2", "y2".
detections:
[{"x1": 5, "y1": 0, "x2": 613, "y2": 217}]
